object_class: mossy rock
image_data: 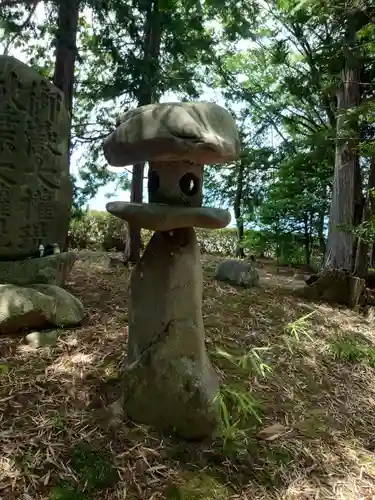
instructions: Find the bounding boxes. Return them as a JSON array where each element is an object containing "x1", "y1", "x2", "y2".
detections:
[{"x1": 165, "y1": 472, "x2": 230, "y2": 500}]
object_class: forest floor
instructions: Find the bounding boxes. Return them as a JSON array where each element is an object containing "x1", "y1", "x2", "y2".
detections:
[{"x1": 1, "y1": 253, "x2": 375, "y2": 500}]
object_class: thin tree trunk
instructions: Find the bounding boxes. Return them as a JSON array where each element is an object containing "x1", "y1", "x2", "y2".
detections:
[
  {"x1": 234, "y1": 160, "x2": 245, "y2": 258},
  {"x1": 354, "y1": 153, "x2": 375, "y2": 277},
  {"x1": 129, "y1": 0, "x2": 162, "y2": 264},
  {"x1": 318, "y1": 211, "x2": 326, "y2": 257},
  {"x1": 303, "y1": 213, "x2": 311, "y2": 267}
]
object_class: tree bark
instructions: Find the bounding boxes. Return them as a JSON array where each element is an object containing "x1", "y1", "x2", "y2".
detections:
[
  {"x1": 52, "y1": 0, "x2": 80, "y2": 251},
  {"x1": 234, "y1": 159, "x2": 245, "y2": 258},
  {"x1": 354, "y1": 153, "x2": 375, "y2": 277},
  {"x1": 324, "y1": 64, "x2": 361, "y2": 271},
  {"x1": 128, "y1": 0, "x2": 162, "y2": 264},
  {"x1": 303, "y1": 213, "x2": 311, "y2": 266},
  {"x1": 53, "y1": 0, "x2": 80, "y2": 158},
  {"x1": 307, "y1": 20, "x2": 366, "y2": 306}
]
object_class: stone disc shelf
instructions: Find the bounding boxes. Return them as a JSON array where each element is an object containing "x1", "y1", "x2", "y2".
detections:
[{"x1": 106, "y1": 201, "x2": 231, "y2": 232}]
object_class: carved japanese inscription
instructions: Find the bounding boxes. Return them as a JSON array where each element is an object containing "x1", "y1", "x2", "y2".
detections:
[{"x1": 0, "y1": 56, "x2": 72, "y2": 260}]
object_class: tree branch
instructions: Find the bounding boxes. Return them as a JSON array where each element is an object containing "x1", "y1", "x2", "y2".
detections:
[
  {"x1": 3, "y1": 0, "x2": 38, "y2": 55},
  {"x1": 0, "y1": 0, "x2": 39, "y2": 6}
]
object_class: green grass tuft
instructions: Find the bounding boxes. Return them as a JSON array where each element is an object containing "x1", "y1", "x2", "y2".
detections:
[
  {"x1": 70, "y1": 441, "x2": 118, "y2": 490},
  {"x1": 49, "y1": 483, "x2": 88, "y2": 500},
  {"x1": 329, "y1": 336, "x2": 375, "y2": 367},
  {"x1": 165, "y1": 472, "x2": 230, "y2": 499}
]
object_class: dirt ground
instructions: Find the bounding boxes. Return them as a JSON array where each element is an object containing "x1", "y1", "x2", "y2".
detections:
[{"x1": 1, "y1": 253, "x2": 375, "y2": 499}]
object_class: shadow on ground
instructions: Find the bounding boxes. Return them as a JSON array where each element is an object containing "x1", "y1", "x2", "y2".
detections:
[{"x1": 1, "y1": 253, "x2": 375, "y2": 499}]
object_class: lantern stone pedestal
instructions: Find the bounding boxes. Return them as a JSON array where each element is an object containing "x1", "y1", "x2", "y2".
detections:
[
  {"x1": 104, "y1": 102, "x2": 240, "y2": 439},
  {"x1": 124, "y1": 228, "x2": 219, "y2": 439}
]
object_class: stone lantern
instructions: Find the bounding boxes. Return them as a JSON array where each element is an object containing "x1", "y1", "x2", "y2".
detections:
[{"x1": 104, "y1": 102, "x2": 240, "y2": 439}]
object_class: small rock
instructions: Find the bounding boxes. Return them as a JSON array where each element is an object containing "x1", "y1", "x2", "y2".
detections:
[
  {"x1": 25, "y1": 330, "x2": 59, "y2": 348},
  {"x1": 293, "y1": 273, "x2": 309, "y2": 281},
  {"x1": 108, "y1": 257, "x2": 126, "y2": 269},
  {"x1": 215, "y1": 259, "x2": 259, "y2": 288},
  {"x1": 257, "y1": 423, "x2": 288, "y2": 441}
]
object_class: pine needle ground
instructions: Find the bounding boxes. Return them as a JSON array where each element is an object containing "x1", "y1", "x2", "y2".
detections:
[{"x1": 1, "y1": 253, "x2": 375, "y2": 499}]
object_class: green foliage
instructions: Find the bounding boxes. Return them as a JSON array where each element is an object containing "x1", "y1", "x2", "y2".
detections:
[
  {"x1": 215, "y1": 347, "x2": 272, "y2": 378},
  {"x1": 196, "y1": 228, "x2": 237, "y2": 256},
  {"x1": 49, "y1": 484, "x2": 88, "y2": 500},
  {"x1": 69, "y1": 441, "x2": 118, "y2": 490},
  {"x1": 68, "y1": 211, "x2": 125, "y2": 250},
  {"x1": 283, "y1": 311, "x2": 315, "y2": 353},
  {"x1": 68, "y1": 211, "x2": 326, "y2": 262},
  {"x1": 68, "y1": 210, "x2": 240, "y2": 254},
  {"x1": 2, "y1": 0, "x2": 375, "y2": 274},
  {"x1": 284, "y1": 312, "x2": 315, "y2": 342},
  {"x1": 214, "y1": 384, "x2": 262, "y2": 447},
  {"x1": 165, "y1": 472, "x2": 230, "y2": 500},
  {"x1": 329, "y1": 336, "x2": 375, "y2": 367}
]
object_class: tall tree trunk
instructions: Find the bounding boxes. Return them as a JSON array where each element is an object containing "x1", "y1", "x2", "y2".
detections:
[
  {"x1": 53, "y1": 0, "x2": 80, "y2": 251},
  {"x1": 234, "y1": 160, "x2": 245, "y2": 258},
  {"x1": 324, "y1": 64, "x2": 361, "y2": 271},
  {"x1": 128, "y1": 0, "x2": 162, "y2": 264},
  {"x1": 354, "y1": 153, "x2": 375, "y2": 277},
  {"x1": 53, "y1": 0, "x2": 80, "y2": 158},
  {"x1": 306, "y1": 22, "x2": 366, "y2": 307}
]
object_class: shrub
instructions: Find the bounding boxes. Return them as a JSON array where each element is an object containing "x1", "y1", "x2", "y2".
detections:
[
  {"x1": 67, "y1": 210, "x2": 323, "y2": 264},
  {"x1": 68, "y1": 211, "x2": 128, "y2": 250},
  {"x1": 68, "y1": 211, "x2": 239, "y2": 255}
]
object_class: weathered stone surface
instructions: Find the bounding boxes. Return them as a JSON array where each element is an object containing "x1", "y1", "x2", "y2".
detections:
[
  {"x1": 106, "y1": 201, "x2": 231, "y2": 231},
  {"x1": 148, "y1": 161, "x2": 204, "y2": 207},
  {"x1": 31, "y1": 284, "x2": 84, "y2": 326},
  {"x1": 215, "y1": 259, "x2": 259, "y2": 288},
  {"x1": 0, "y1": 283, "x2": 84, "y2": 334},
  {"x1": 25, "y1": 329, "x2": 59, "y2": 348},
  {"x1": 300, "y1": 269, "x2": 365, "y2": 308},
  {"x1": 104, "y1": 101, "x2": 240, "y2": 167},
  {"x1": 0, "y1": 285, "x2": 55, "y2": 334},
  {"x1": 0, "y1": 252, "x2": 76, "y2": 286},
  {"x1": 124, "y1": 227, "x2": 219, "y2": 439},
  {"x1": 0, "y1": 56, "x2": 72, "y2": 260}
]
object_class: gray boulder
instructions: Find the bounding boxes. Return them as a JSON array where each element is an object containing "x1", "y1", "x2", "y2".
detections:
[
  {"x1": 0, "y1": 284, "x2": 84, "y2": 335},
  {"x1": 0, "y1": 252, "x2": 77, "y2": 287},
  {"x1": 0, "y1": 285, "x2": 55, "y2": 334},
  {"x1": 215, "y1": 259, "x2": 259, "y2": 288}
]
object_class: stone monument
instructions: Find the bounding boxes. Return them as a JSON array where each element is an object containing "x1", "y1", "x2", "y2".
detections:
[
  {"x1": 0, "y1": 55, "x2": 72, "y2": 261},
  {"x1": 104, "y1": 102, "x2": 240, "y2": 439},
  {"x1": 0, "y1": 57, "x2": 82, "y2": 337}
]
